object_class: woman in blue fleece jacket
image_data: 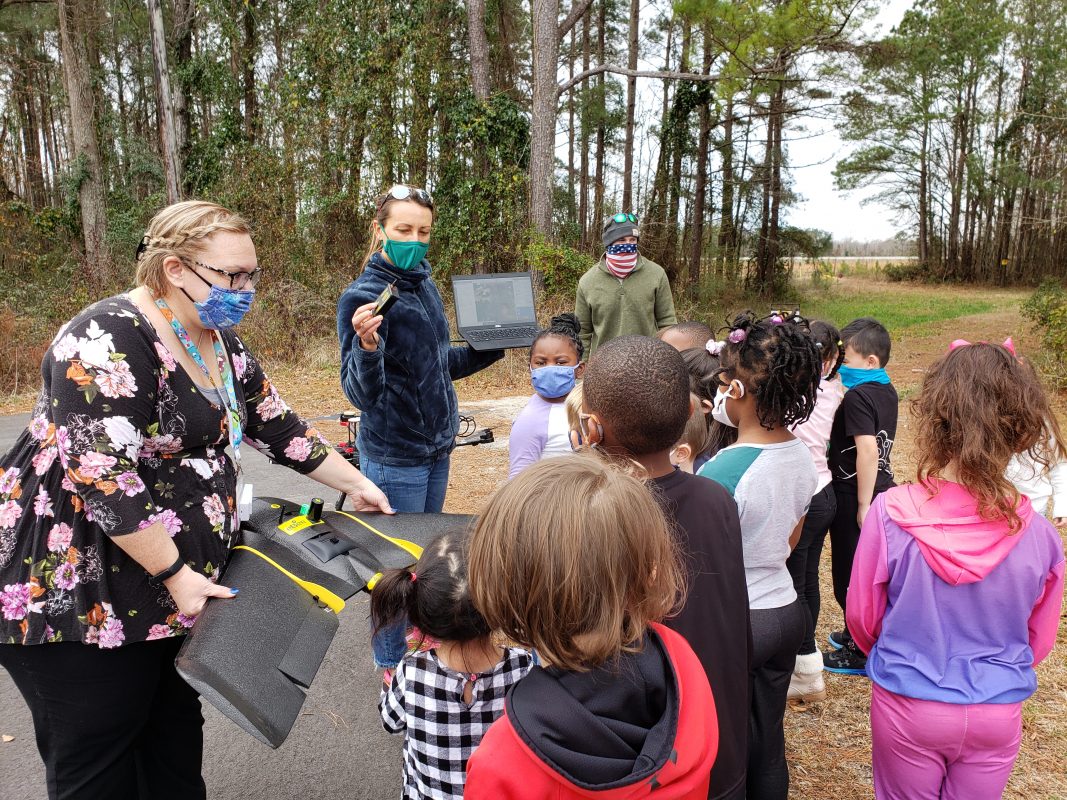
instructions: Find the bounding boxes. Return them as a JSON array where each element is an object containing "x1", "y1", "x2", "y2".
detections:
[{"x1": 337, "y1": 185, "x2": 502, "y2": 514}]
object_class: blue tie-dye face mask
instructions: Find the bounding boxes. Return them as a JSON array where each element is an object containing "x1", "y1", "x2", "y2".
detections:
[{"x1": 183, "y1": 269, "x2": 255, "y2": 329}]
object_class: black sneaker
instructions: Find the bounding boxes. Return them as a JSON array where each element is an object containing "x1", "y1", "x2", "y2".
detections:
[
  {"x1": 828, "y1": 628, "x2": 853, "y2": 650},
  {"x1": 823, "y1": 640, "x2": 867, "y2": 676}
]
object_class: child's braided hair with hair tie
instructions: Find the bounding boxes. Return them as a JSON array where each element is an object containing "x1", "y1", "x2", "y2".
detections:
[{"x1": 717, "y1": 309, "x2": 822, "y2": 430}]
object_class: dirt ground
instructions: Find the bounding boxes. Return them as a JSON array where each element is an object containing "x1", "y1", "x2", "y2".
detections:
[{"x1": 2, "y1": 276, "x2": 1065, "y2": 797}]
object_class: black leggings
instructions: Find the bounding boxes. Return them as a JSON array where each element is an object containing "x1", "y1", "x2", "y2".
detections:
[
  {"x1": 0, "y1": 638, "x2": 206, "y2": 800},
  {"x1": 785, "y1": 483, "x2": 836, "y2": 655},
  {"x1": 747, "y1": 600, "x2": 806, "y2": 800}
]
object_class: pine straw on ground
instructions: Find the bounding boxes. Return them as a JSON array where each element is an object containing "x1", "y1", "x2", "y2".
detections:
[{"x1": 2, "y1": 277, "x2": 1065, "y2": 797}]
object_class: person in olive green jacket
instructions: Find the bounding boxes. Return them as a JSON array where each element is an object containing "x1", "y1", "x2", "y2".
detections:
[{"x1": 575, "y1": 213, "x2": 677, "y2": 357}]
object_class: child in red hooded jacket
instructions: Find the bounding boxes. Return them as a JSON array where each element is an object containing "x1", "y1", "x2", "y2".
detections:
[{"x1": 465, "y1": 453, "x2": 718, "y2": 799}]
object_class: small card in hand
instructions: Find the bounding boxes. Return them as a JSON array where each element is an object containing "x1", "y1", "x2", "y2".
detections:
[{"x1": 373, "y1": 282, "x2": 399, "y2": 317}]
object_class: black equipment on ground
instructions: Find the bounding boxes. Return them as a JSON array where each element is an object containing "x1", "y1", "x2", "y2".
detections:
[{"x1": 175, "y1": 496, "x2": 475, "y2": 748}]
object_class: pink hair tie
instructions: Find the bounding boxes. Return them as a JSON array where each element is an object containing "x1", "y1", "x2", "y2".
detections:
[
  {"x1": 948, "y1": 337, "x2": 1017, "y2": 357},
  {"x1": 410, "y1": 572, "x2": 417, "y2": 583},
  {"x1": 728, "y1": 328, "x2": 747, "y2": 344},
  {"x1": 706, "y1": 339, "x2": 725, "y2": 356}
]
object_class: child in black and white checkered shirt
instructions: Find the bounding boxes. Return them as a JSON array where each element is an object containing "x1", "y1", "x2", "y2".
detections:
[{"x1": 371, "y1": 529, "x2": 533, "y2": 800}]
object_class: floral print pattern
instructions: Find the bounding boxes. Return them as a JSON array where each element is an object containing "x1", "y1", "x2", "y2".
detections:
[{"x1": 0, "y1": 296, "x2": 331, "y2": 647}]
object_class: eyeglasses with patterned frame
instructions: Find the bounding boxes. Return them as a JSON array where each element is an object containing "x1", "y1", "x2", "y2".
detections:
[{"x1": 182, "y1": 258, "x2": 262, "y2": 290}]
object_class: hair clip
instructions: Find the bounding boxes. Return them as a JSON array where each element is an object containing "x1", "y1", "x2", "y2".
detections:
[
  {"x1": 135, "y1": 235, "x2": 150, "y2": 261},
  {"x1": 410, "y1": 572, "x2": 417, "y2": 583},
  {"x1": 815, "y1": 341, "x2": 824, "y2": 349},
  {"x1": 791, "y1": 309, "x2": 804, "y2": 325},
  {"x1": 837, "y1": 340, "x2": 843, "y2": 348},
  {"x1": 728, "y1": 328, "x2": 747, "y2": 344},
  {"x1": 706, "y1": 339, "x2": 725, "y2": 356}
]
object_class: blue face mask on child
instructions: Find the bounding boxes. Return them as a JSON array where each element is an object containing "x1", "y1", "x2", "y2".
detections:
[
  {"x1": 837, "y1": 364, "x2": 891, "y2": 389},
  {"x1": 531, "y1": 365, "x2": 577, "y2": 399}
]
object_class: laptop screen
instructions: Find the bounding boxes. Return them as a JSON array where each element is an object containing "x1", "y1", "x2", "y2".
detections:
[{"x1": 453, "y1": 274, "x2": 537, "y2": 328}]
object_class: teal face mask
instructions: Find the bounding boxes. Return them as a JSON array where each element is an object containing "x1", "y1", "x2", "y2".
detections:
[{"x1": 381, "y1": 235, "x2": 429, "y2": 271}]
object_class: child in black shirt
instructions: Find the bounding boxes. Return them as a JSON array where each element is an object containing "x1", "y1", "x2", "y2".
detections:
[
  {"x1": 581, "y1": 335, "x2": 751, "y2": 800},
  {"x1": 825, "y1": 318, "x2": 898, "y2": 675}
]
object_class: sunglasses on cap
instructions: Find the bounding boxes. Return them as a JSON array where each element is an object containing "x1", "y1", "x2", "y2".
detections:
[
  {"x1": 377, "y1": 184, "x2": 434, "y2": 209},
  {"x1": 611, "y1": 212, "x2": 639, "y2": 224}
]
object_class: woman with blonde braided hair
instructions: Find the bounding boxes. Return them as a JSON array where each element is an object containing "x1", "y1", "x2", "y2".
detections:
[{"x1": 0, "y1": 200, "x2": 391, "y2": 799}]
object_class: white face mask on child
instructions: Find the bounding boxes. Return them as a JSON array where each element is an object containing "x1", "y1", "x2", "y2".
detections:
[{"x1": 712, "y1": 380, "x2": 744, "y2": 428}]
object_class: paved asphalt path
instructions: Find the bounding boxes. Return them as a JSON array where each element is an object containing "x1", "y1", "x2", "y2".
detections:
[{"x1": 0, "y1": 413, "x2": 404, "y2": 800}]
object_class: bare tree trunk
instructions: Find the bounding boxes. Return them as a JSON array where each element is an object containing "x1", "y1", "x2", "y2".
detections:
[
  {"x1": 756, "y1": 96, "x2": 774, "y2": 289},
  {"x1": 14, "y1": 31, "x2": 45, "y2": 208},
  {"x1": 687, "y1": 26, "x2": 713, "y2": 297},
  {"x1": 147, "y1": 0, "x2": 182, "y2": 203},
  {"x1": 663, "y1": 23, "x2": 690, "y2": 280},
  {"x1": 593, "y1": 0, "x2": 606, "y2": 226},
  {"x1": 529, "y1": 0, "x2": 560, "y2": 235},
  {"x1": 567, "y1": 25, "x2": 577, "y2": 226},
  {"x1": 111, "y1": 15, "x2": 130, "y2": 177},
  {"x1": 242, "y1": 0, "x2": 258, "y2": 143},
  {"x1": 466, "y1": 0, "x2": 492, "y2": 101},
  {"x1": 173, "y1": 0, "x2": 195, "y2": 190},
  {"x1": 717, "y1": 96, "x2": 735, "y2": 276},
  {"x1": 408, "y1": 52, "x2": 431, "y2": 185},
  {"x1": 57, "y1": 0, "x2": 110, "y2": 284},
  {"x1": 578, "y1": 8, "x2": 591, "y2": 246},
  {"x1": 767, "y1": 83, "x2": 784, "y2": 285},
  {"x1": 621, "y1": 0, "x2": 638, "y2": 209},
  {"x1": 918, "y1": 108, "x2": 930, "y2": 265}
]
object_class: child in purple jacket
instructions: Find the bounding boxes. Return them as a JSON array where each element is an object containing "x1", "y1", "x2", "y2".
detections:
[{"x1": 847, "y1": 341, "x2": 1065, "y2": 800}]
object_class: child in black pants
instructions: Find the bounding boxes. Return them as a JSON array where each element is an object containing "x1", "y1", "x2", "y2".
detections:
[
  {"x1": 581, "y1": 335, "x2": 750, "y2": 800},
  {"x1": 824, "y1": 318, "x2": 898, "y2": 675}
]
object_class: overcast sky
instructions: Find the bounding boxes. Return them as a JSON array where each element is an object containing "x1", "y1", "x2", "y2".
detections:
[
  {"x1": 783, "y1": 0, "x2": 915, "y2": 240},
  {"x1": 585, "y1": 0, "x2": 919, "y2": 243}
]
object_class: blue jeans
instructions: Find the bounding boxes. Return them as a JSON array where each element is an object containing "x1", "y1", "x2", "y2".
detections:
[
  {"x1": 359, "y1": 454, "x2": 451, "y2": 514},
  {"x1": 360, "y1": 455, "x2": 451, "y2": 667}
]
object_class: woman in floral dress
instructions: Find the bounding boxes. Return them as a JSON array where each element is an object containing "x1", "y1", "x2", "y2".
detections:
[{"x1": 0, "y1": 200, "x2": 392, "y2": 800}]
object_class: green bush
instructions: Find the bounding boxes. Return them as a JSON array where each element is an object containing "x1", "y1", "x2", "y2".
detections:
[
  {"x1": 884, "y1": 261, "x2": 931, "y2": 282},
  {"x1": 522, "y1": 235, "x2": 591, "y2": 299},
  {"x1": 1021, "y1": 280, "x2": 1067, "y2": 387}
]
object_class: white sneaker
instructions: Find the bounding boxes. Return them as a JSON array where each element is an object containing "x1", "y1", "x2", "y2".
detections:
[{"x1": 788, "y1": 651, "x2": 827, "y2": 704}]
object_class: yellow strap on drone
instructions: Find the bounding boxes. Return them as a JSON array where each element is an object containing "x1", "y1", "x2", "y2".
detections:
[
  {"x1": 232, "y1": 545, "x2": 345, "y2": 614},
  {"x1": 332, "y1": 511, "x2": 424, "y2": 560}
]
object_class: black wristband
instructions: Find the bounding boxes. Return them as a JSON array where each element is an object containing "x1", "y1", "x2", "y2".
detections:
[{"x1": 148, "y1": 556, "x2": 186, "y2": 587}]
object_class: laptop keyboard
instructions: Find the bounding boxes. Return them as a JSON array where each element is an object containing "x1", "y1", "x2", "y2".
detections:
[{"x1": 466, "y1": 326, "x2": 539, "y2": 342}]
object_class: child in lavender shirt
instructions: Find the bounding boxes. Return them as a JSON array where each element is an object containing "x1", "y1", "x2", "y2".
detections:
[
  {"x1": 508, "y1": 314, "x2": 584, "y2": 479},
  {"x1": 848, "y1": 341, "x2": 1064, "y2": 800}
]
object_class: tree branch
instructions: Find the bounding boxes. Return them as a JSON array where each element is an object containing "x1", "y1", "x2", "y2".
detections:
[
  {"x1": 558, "y1": 0, "x2": 594, "y2": 40},
  {"x1": 558, "y1": 65, "x2": 725, "y2": 97}
]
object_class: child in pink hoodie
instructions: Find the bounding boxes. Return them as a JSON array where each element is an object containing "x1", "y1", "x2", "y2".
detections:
[{"x1": 847, "y1": 341, "x2": 1065, "y2": 800}]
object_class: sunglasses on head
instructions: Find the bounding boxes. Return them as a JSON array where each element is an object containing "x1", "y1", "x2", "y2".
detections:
[
  {"x1": 611, "y1": 213, "x2": 639, "y2": 224},
  {"x1": 378, "y1": 184, "x2": 434, "y2": 210}
]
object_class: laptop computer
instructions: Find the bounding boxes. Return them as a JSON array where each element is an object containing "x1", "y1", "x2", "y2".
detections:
[{"x1": 452, "y1": 272, "x2": 540, "y2": 351}]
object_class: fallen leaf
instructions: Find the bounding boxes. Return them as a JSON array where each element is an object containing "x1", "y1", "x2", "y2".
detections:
[{"x1": 2, "y1": 735, "x2": 14, "y2": 743}]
